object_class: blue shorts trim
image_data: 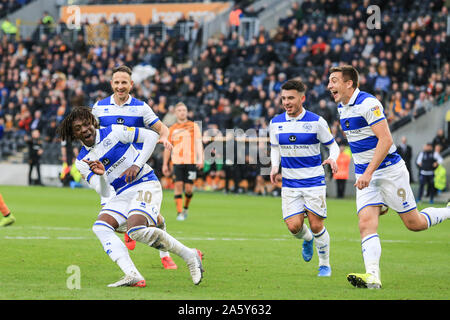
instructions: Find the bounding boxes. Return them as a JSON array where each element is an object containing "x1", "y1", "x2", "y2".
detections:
[
  {"x1": 100, "y1": 208, "x2": 128, "y2": 220},
  {"x1": 397, "y1": 206, "x2": 417, "y2": 214},
  {"x1": 128, "y1": 208, "x2": 157, "y2": 226},
  {"x1": 283, "y1": 211, "x2": 305, "y2": 221},
  {"x1": 304, "y1": 205, "x2": 327, "y2": 219},
  {"x1": 357, "y1": 202, "x2": 386, "y2": 215}
]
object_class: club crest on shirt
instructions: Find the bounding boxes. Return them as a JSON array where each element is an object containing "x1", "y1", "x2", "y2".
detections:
[
  {"x1": 345, "y1": 120, "x2": 350, "y2": 128},
  {"x1": 289, "y1": 135, "x2": 297, "y2": 142},
  {"x1": 103, "y1": 138, "x2": 112, "y2": 148},
  {"x1": 129, "y1": 106, "x2": 138, "y2": 114},
  {"x1": 303, "y1": 123, "x2": 312, "y2": 132}
]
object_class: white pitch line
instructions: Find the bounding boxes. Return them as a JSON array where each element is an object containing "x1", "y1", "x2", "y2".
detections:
[{"x1": 1, "y1": 235, "x2": 448, "y2": 244}]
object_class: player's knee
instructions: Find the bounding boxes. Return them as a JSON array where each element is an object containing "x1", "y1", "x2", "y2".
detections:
[
  {"x1": 399, "y1": 209, "x2": 429, "y2": 232},
  {"x1": 156, "y1": 215, "x2": 166, "y2": 230},
  {"x1": 309, "y1": 220, "x2": 324, "y2": 234},
  {"x1": 404, "y1": 220, "x2": 426, "y2": 232},
  {"x1": 285, "y1": 219, "x2": 302, "y2": 234}
]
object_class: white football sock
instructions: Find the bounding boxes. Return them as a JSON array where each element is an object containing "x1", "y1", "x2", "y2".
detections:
[
  {"x1": 361, "y1": 233, "x2": 381, "y2": 280},
  {"x1": 420, "y1": 207, "x2": 450, "y2": 228},
  {"x1": 92, "y1": 222, "x2": 142, "y2": 277},
  {"x1": 157, "y1": 218, "x2": 170, "y2": 258},
  {"x1": 313, "y1": 227, "x2": 330, "y2": 267},
  {"x1": 128, "y1": 226, "x2": 193, "y2": 261},
  {"x1": 293, "y1": 223, "x2": 313, "y2": 241}
]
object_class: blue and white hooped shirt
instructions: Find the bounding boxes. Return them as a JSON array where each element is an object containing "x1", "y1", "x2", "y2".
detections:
[
  {"x1": 337, "y1": 88, "x2": 403, "y2": 176},
  {"x1": 269, "y1": 109, "x2": 335, "y2": 189},
  {"x1": 92, "y1": 95, "x2": 160, "y2": 150},
  {"x1": 75, "y1": 125, "x2": 158, "y2": 196}
]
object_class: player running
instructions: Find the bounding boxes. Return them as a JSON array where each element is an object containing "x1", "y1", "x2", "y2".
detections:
[
  {"x1": 328, "y1": 65, "x2": 450, "y2": 289},
  {"x1": 269, "y1": 79, "x2": 339, "y2": 277}
]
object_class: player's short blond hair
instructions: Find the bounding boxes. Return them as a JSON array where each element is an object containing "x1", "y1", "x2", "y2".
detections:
[{"x1": 175, "y1": 102, "x2": 188, "y2": 110}]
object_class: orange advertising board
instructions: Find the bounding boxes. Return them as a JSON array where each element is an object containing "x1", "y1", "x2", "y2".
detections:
[{"x1": 60, "y1": 2, "x2": 231, "y2": 26}]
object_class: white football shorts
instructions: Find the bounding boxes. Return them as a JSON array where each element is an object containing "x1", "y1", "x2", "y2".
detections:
[
  {"x1": 356, "y1": 162, "x2": 417, "y2": 214},
  {"x1": 282, "y1": 186, "x2": 327, "y2": 220},
  {"x1": 99, "y1": 180, "x2": 163, "y2": 230}
]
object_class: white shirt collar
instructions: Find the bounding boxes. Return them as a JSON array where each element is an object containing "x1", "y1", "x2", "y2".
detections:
[
  {"x1": 285, "y1": 107, "x2": 306, "y2": 121},
  {"x1": 342, "y1": 88, "x2": 360, "y2": 107},
  {"x1": 110, "y1": 94, "x2": 132, "y2": 107},
  {"x1": 84, "y1": 129, "x2": 101, "y2": 151}
]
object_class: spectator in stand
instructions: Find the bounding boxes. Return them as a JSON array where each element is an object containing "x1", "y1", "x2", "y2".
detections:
[
  {"x1": 43, "y1": 117, "x2": 58, "y2": 143},
  {"x1": 387, "y1": 91, "x2": 406, "y2": 123},
  {"x1": 414, "y1": 91, "x2": 432, "y2": 114},
  {"x1": 30, "y1": 109, "x2": 45, "y2": 133},
  {"x1": 0, "y1": 0, "x2": 448, "y2": 198},
  {"x1": 432, "y1": 128, "x2": 448, "y2": 151},
  {"x1": 373, "y1": 67, "x2": 391, "y2": 93}
]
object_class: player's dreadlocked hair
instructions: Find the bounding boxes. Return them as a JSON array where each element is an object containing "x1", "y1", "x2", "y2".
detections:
[{"x1": 57, "y1": 106, "x2": 99, "y2": 142}]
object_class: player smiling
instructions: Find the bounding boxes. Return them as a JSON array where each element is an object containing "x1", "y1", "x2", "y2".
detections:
[
  {"x1": 328, "y1": 65, "x2": 450, "y2": 289},
  {"x1": 57, "y1": 107, "x2": 204, "y2": 287}
]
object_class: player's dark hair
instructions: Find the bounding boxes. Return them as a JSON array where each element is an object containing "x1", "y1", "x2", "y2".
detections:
[
  {"x1": 329, "y1": 65, "x2": 359, "y2": 88},
  {"x1": 112, "y1": 65, "x2": 132, "y2": 76},
  {"x1": 281, "y1": 79, "x2": 306, "y2": 94},
  {"x1": 57, "y1": 106, "x2": 99, "y2": 142}
]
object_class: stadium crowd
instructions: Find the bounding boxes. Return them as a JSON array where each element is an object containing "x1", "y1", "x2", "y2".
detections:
[
  {"x1": 0, "y1": 0, "x2": 34, "y2": 19},
  {"x1": 0, "y1": 0, "x2": 449, "y2": 195}
]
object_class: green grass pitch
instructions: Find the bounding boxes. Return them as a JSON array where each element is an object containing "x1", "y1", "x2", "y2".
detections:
[{"x1": 0, "y1": 185, "x2": 448, "y2": 300}]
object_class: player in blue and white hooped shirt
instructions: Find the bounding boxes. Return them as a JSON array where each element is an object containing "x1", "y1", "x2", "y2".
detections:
[
  {"x1": 57, "y1": 107, "x2": 203, "y2": 287},
  {"x1": 328, "y1": 65, "x2": 450, "y2": 289},
  {"x1": 92, "y1": 65, "x2": 178, "y2": 270},
  {"x1": 269, "y1": 79, "x2": 339, "y2": 277}
]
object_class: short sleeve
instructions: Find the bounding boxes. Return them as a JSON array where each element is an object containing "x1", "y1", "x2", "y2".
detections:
[
  {"x1": 269, "y1": 120, "x2": 278, "y2": 146},
  {"x1": 143, "y1": 102, "x2": 160, "y2": 128},
  {"x1": 113, "y1": 124, "x2": 138, "y2": 144},
  {"x1": 317, "y1": 117, "x2": 335, "y2": 145},
  {"x1": 362, "y1": 97, "x2": 385, "y2": 126}
]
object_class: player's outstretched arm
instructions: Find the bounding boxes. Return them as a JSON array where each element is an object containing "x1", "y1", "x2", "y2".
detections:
[{"x1": 151, "y1": 120, "x2": 173, "y2": 151}]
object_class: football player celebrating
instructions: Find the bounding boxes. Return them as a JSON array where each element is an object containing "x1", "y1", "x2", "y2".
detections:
[
  {"x1": 328, "y1": 65, "x2": 450, "y2": 289},
  {"x1": 57, "y1": 107, "x2": 203, "y2": 287},
  {"x1": 92, "y1": 65, "x2": 177, "y2": 270},
  {"x1": 269, "y1": 79, "x2": 339, "y2": 277}
]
